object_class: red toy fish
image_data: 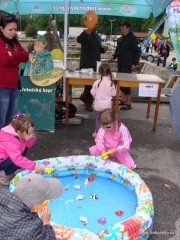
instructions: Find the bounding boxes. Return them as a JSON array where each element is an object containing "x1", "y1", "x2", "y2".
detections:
[
  {"x1": 88, "y1": 176, "x2": 94, "y2": 181},
  {"x1": 115, "y1": 210, "x2": 123, "y2": 216}
]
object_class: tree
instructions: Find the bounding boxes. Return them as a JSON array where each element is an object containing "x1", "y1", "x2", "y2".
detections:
[
  {"x1": 25, "y1": 23, "x2": 37, "y2": 38},
  {"x1": 141, "y1": 12, "x2": 165, "y2": 34},
  {"x1": 15, "y1": 13, "x2": 165, "y2": 36}
]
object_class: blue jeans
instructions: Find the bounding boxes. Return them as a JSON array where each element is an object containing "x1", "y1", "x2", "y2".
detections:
[
  {"x1": 0, "y1": 88, "x2": 19, "y2": 129},
  {"x1": 157, "y1": 55, "x2": 167, "y2": 67}
]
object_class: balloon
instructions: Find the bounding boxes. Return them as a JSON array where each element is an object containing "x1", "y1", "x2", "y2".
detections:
[
  {"x1": 51, "y1": 49, "x2": 64, "y2": 60},
  {"x1": 150, "y1": 33, "x2": 156, "y2": 40},
  {"x1": 83, "y1": 10, "x2": 98, "y2": 30}
]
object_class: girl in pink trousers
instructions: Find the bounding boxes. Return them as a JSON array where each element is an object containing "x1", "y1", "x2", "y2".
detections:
[
  {"x1": 89, "y1": 109, "x2": 136, "y2": 170},
  {"x1": 0, "y1": 113, "x2": 44, "y2": 185},
  {"x1": 90, "y1": 62, "x2": 116, "y2": 137}
]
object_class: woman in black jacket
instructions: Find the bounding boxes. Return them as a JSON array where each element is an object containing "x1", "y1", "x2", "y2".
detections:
[{"x1": 157, "y1": 40, "x2": 170, "y2": 67}]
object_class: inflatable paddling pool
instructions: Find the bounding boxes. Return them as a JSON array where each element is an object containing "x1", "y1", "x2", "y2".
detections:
[{"x1": 10, "y1": 155, "x2": 154, "y2": 239}]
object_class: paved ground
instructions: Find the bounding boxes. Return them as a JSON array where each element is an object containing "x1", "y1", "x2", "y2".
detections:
[{"x1": 27, "y1": 96, "x2": 180, "y2": 240}]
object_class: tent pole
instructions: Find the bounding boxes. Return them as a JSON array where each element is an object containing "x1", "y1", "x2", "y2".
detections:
[{"x1": 63, "y1": 0, "x2": 68, "y2": 101}]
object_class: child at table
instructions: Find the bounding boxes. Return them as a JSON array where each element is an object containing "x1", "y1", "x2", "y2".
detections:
[
  {"x1": 0, "y1": 113, "x2": 44, "y2": 185},
  {"x1": 89, "y1": 109, "x2": 136, "y2": 169},
  {"x1": 90, "y1": 62, "x2": 116, "y2": 137}
]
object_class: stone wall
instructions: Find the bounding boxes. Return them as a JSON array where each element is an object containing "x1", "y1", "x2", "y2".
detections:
[{"x1": 140, "y1": 60, "x2": 180, "y2": 84}]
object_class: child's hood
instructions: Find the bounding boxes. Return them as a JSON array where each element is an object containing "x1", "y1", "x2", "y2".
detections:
[{"x1": 1, "y1": 125, "x2": 19, "y2": 137}]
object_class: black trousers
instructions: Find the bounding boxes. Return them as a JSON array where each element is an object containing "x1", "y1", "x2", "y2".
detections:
[
  {"x1": 80, "y1": 65, "x2": 95, "y2": 104},
  {"x1": 118, "y1": 67, "x2": 132, "y2": 95},
  {"x1": 81, "y1": 86, "x2": 93, "y2": 103}
]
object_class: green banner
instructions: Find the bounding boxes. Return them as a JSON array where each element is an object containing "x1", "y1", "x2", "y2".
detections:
[{"x1": 18, "y1": 76, "x2": 55, "y2": 132}]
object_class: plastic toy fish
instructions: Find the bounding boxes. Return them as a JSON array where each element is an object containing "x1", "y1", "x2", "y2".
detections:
[
  {"x1": 101, "y1": 150, "x2": 113, "y2": 160},
  {"x1": 98, "y1": 217, "x2": 106, "y2": 225},
  {"x1": 44, "y1": 168, "x2": 55, "y2": 174},
  {"x1": 42, "y1": 160, "x2": 50, "y2": 166},
  {"x1": 76, "y1": 194, "x2": 84, "y2": 200},
  {"x1": 84, "y1": 178, "x2": 89, "y2": 187},
  {"x1": 80, "y1": 216, "x2": 88, "y2": 224},
  {"x1": 90, "y1": 194, "x2": 98, "y2": 200},
  {"x1": 32, "y1": 200, "x2": 49, "y2": 213},
  {"x1": 88, "y1": 176, "x2": 94, "y2": 181},
  {"x1": 74, "y1": 185, "x2": 81, "y2": 190},
  {"x1": 115, "y1": 210, "x2": 123, "y2": 216}
]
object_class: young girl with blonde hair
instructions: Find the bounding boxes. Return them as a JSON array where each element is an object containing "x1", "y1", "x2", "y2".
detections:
[
  {"x1": 0, "y1": 113, "x2": 44, "y2": 185},
  {"x1": 89, "y1": 109, "x2": 136, "y2": 169},
  {"x1": 91, "y1": 62, "x2": 116, "y2": 137}
]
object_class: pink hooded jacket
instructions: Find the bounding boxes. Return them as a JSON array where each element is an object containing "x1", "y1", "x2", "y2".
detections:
[
  {"x1": 95, "y1": 122, "x2": 132, "y2": 153},
  {"x1": 0, "y1": 125, "x2": 36, "y2": 170},
  {"x1": 90, "y1": 76, "x2": 116, "y2": 111}
]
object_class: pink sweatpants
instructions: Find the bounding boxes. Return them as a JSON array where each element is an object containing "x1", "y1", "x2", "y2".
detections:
[{"x1": 89, "y1": 146, "x2": 136, "y2": 170}]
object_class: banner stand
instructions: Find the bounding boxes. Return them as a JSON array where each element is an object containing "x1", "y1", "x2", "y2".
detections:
[{"x1": 18, "y1": 76, "x2": 55, "y2": 132}]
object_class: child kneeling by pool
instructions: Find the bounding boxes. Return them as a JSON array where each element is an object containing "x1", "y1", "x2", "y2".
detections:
[
  {"x1": 89, "y1": 109, "x2": 136, "y2": 169},
  {"x1": 0, "y1": 113, "x2": 44, "y2": 185},
  {"x1": 0, "y1": 173, "x2": 63, "y2": 240}
]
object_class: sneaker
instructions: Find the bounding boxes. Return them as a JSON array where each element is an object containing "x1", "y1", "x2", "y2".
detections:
[
  {"x1": 92, "y1": 132, "x2": 97, "y2": 138},
  {"x1": 165, "y1": 93, "x2": 172, "y2": 97},
  {"x1": 0, "y1": 171, "x2": 12, "y2": 186},
  {"x1": 80, "y1": 94, "x2": 85, "y2": 102},
  {"x1": 85, "y1": 102, "x2": 93, "y2": 112},
  {"x1": 131, "y1": 164, "x2": 137, "y2": 170},
  {"x1": 85, "y1": 105, "x2": 93, "y2": 112},
  {"x1": 120, "y1": 104, "x2": 132, "y2": 110},
  {"x1": 119, "y1": 100, "x2": 126, "y2": 106},
  {"x1": 14, "y1": 169, "x2": 23, "y2": 175}
]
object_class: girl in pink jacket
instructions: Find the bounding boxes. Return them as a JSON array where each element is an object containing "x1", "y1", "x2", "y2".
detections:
[
  {"x1": 90, "y1": 62, "x2": 116, "y2": 137},
  {"x1": 89, "y1": 109, "x2": 136, "y2": 169},
  {"x1": 0, "y1": 113, "x2": 44, "y2": 185}
]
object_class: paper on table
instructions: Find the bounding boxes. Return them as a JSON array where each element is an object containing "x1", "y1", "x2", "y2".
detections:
[{"x1": 138, "y1": 83, "x2": 158, "y2": 97}]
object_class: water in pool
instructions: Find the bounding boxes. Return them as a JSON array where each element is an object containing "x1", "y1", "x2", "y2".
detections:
[{"x1": 49, "y1": 172, "x2": 137, "y2": 233}]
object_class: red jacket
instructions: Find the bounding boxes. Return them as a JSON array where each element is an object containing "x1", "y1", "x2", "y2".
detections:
[{"x1": 0, "y1": 38, "x2": 29, "y2": 88}]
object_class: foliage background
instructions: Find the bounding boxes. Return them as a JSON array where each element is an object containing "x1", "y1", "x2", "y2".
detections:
[{"x1": 0, "y1": 11, "x2": 165, "y2": 37}]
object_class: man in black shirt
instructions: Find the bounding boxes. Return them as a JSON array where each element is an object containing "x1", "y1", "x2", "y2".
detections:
[
  {"x1": 157, "y1": 40, "x2": 170, "y2": 68},
  {"x1": 111, "y1": 22, "x2": 141, "y2": 110}
]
